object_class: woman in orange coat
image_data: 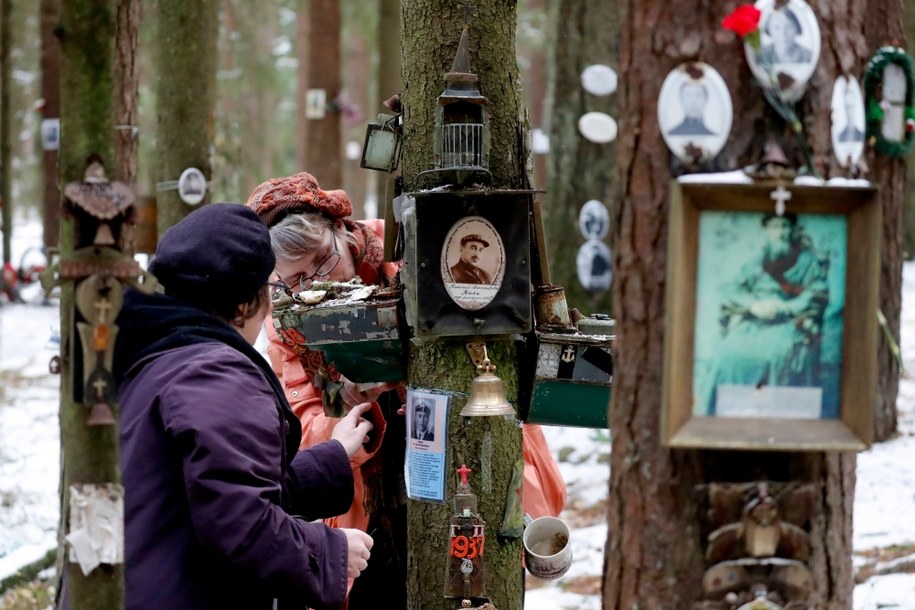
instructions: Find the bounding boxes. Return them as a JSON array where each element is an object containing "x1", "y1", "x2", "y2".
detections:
[{"x1": 247, "y1": 172, "x2": 566, "y2": 608}]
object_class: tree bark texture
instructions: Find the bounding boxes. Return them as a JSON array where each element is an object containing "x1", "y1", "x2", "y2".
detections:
[
  {"x1": 1, "y1": 0, "x2": 12, "y2": 265},
  {"x1": 401, "y1": 2, "x2": 527, "y2": 609},
  {"x1": 296, "y1": 0, "x2": 310, "y2": 171},
  {"x1": 305, "y1": 0, "x2": 342, "y2": 187},
  {"x1": 862, "y1": 1, "x2": 905, "y2": 440},
  {"x1": 154, "y1": 0, "x2": 218, "y2": 235},
  {"x1": 604, "y1": 1, "x2": 897, "y2": 607},
  {"x1": 41, "y1": 0, "x2": 62, "y2": 250},
  {"x1": 405, "y1": 340, "x2": 523, "y2": 610},
  {"x1": 543, "y1": 0, "x2": 617, "y2": 316},
  {"x1": 114, "y1": 0, "x2": 138, "y2": 255},
  {"x1": 58, "y1": 1, "x2": 123, "y2": 607},
  {"x1": 905, "y1": 2, "x2": 915, "y2": 260},
  {"x1": 113, "y1": 0, "x2": 138, "y2": 189},
  {"x1": 401, "y1": 0, "x2": 527, "y2": 191}
]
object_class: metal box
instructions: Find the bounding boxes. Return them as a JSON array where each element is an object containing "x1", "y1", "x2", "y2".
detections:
[
  {"x1": 521, "y1": 329, "x2": 614, "y2": 428},
  {"x1": 404, "y1": 190, "x2": 533, "y2": 338},
  {"x1": 271, "y1": 286, "x2": 406, "y2": 383}
]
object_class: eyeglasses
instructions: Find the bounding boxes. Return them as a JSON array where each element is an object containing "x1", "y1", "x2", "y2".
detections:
[{"x1": 269, "y1": 231, "x2": 342, "y2": 295}]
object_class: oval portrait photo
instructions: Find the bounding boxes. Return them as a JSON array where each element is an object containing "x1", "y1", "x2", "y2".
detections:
[
  {"x1": 745, "y1": 0, "x2": 821, "y2": 101},
  {"x1": 578, "y1": 199, "x2": 610, "y2": 241},
  {"x1": 830, "y1": 76, "x2": 866, "y2": 168},
  {"x1": 658, "y1": 62, "x2": 733, "y2": 164},
  {"x1": 440, "y1": 216, "x2": 505, "y2": 311},
  {"x1": 178, "y1": 167, "x2": 207, "y2": 206}
]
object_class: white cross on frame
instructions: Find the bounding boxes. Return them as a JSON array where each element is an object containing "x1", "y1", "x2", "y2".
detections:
[{"x1": 770, "y1": 185, "x2": 792, "y2": 216}]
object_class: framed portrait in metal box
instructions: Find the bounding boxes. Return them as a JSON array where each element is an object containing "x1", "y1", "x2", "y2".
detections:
[
  {"x1": 661, "y1": 181, "x2": 880, "y2": 451},
  {"x1": 409, "y1": 190, "x2": 532, "y2": 337}
]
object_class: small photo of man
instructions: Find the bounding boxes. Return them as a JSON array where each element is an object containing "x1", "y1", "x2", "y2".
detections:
[
  {"x1": 449, "y1": 234, "x2": 494, "y2": 284},
  {"x1": 411, "y1": 400, "x2": 434, "y2": 442},
  {"x1": 667, "y1": 81, "x2": 716, "y2": 137}
]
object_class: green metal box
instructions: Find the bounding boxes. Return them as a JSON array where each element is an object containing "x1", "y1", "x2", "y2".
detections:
[
  {"x1": 521, "y1": 330, "x2": 614, "y2": 429},
  {"x1": 271, "y1": 286, "x2": 406, "y2": 384}
]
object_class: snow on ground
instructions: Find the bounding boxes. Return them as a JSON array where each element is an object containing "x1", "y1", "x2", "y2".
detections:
[{"x1": 1, "y1": 214, "x2": 914, "y2": 607}]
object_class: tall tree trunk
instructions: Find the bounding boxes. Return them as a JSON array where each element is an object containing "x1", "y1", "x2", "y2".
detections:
[
  {"x1": 113, "y1": 0, "x2": 138, "y2": 189},
  {"x1": 543, "y1": 0, "x2": 616, "y2": 315},
  {"x1": 342, "y1": 33, "x2": 369, "y2": 218},
  {"x1": 40, "y1": 0, "x2": 62, "y2": 251},
  {"x1": 867, "y1": 3, "x2": 906, "y2": 440},
  {"x1": 58, "y1": 1, "x2": 122, "y2": 608},
  {"x1": 905, "y1": 3, "x2": 915, "y2": 261},
  {"x1": 296, "y1": 0, "x2": 310, "y2": 171},
  {"x1": 305, "y1": 0, "x2": 342, "y2": 187},
  {"x1": 154, "y1": 0, "x2": 218, "y2": 234},
  {"x1": 1, "y1": 0, "x2": 11, "y2": 266},
  {"x1": 604, "y1": 1, "x2": 897, "y2": 606},
  {"x1": 374, "y1": 0, "x2": 401, "y2": 224},
  {"x1": 401, "y1": 3, "x2": 526, "y2": 610},
  {"x1": 519, "y1": 0, "x2": 548, "y2": 191}
]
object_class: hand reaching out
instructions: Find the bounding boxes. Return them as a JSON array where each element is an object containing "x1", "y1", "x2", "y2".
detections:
[
  {"x1": 331, "y1": 401, "x2": 374, "y2": 457},
  {"x1": 340, "y1": 379, "x2": 400, "y2": 410}
]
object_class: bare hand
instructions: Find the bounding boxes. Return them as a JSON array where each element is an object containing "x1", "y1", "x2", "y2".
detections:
[
  {"x1": 331, "y1": 402, "x2": 374, "y2": 457},
  {"x1": 341, "y1": 528, "x2": 373, "y2": 580},
  {"x1": 340, "y1": 378, "x2": 400, "y2": 409}
]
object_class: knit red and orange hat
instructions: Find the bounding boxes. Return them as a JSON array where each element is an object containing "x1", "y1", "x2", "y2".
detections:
[{"x1": 245, "y1": 171, "x2": 352, "y2": 227}]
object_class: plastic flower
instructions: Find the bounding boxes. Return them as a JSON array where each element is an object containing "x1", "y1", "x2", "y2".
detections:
[{"x1": 722, "y1": 4, "x2": 762, "y2": 49}]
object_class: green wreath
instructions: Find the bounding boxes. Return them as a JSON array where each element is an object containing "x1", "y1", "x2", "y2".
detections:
[{"x1": 863, "y1": 45, "x2": 915, "y2": 157}]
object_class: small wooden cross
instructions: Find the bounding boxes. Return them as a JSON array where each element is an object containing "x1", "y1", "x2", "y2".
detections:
[{"x1": 770, "y1": 185, "x2": 792, "y2": 216}]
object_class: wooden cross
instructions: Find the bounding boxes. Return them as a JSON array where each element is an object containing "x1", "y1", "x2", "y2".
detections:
[
  {"x1": 94, "y1": 297, "x2": 112, "y2": 323},
  {"x1": 456, "y1": 464, "x2": 472, "y2": 486},
  {"x1": 770, "y1": 185, "x2": 792, "y2": 216},
  {"x1": 92, "y1": 377, "x2": 108, "y2": 397}
]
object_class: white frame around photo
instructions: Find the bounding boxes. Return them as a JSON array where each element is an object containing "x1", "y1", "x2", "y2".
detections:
[
  {"x1": 658, "y1": 62, "x2": 733, "y2": 164},
  {"x1": 745, "y1": 0, "x2": 821, "y2": 101},
  {"x1": 830, "y1": 76, "x2": 866, "y2": 168}
]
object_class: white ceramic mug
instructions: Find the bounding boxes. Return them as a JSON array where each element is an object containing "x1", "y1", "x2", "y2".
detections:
[{"x1": 522, "y1": 516, "x2": 573, "y2": 580}]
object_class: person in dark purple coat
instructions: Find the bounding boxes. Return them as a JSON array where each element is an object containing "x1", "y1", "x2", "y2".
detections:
[{"x1": 112, "y1": 204, "x2": 374, "y2": 610}]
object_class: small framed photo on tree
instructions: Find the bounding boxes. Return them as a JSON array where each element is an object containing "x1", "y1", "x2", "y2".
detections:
[{"x1": 661, "y1": 181, "x2": 880, "y2": 451}]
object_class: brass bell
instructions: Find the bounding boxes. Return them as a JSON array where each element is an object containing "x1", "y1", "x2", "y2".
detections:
[
  {"x1": 461, "y1": 359, "x2": 515, "y2": 417},
  {"x1": 87, "y1": 400, "x2": 117, "y2": 426}
]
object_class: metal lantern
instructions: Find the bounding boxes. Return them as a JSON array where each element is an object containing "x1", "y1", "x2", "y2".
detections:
[
  {"x1": 360, "y1": 113, "x2": 403, "y2": 172},
  {"x1": 430, "y1": 26, "x2": 491, "y2": 185}
]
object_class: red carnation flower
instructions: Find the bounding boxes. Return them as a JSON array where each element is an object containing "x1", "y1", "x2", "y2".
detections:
[{"x1": 722, "y1": 4, "x2": 762, "y2": 38}]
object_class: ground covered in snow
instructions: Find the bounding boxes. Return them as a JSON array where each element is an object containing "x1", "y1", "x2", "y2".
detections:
[{"x1": 0, "y1": 216, "x2": 913, "y2": 608}]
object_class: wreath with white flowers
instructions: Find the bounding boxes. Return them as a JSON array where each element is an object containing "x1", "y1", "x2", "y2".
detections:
[{"x1": 863, "y1": 46, "x2": 915, "y2": 158}]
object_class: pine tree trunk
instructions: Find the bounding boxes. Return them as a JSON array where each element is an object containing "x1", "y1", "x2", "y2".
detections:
[
  {"x1": 401, "y1": 2, "x2": 526, "y2": 609},
  {"x1": 41, "y1": 0, "x2": 62, "y2": 251},
  {"x1": 58, "y1": 1, "x2": 123, "y2": 607},
  {"x1": 605, "y1": 1, "x2": 898, "y2": 606},
  {"x1": 864, "y1": 4, "x2": 905, "y2": 441},
  {"x1": 1, "y1": 0, "x2": 12, "y2": 266},
  {"x1": 305, "y1": 0, "x2": 342, "y2": 187},
  {"x1": 296, "y1": 0, "x2": 309, "y2": 171},
  {"x1": 543, "y1": 0, "x2": 617, "y2": 315},
  {"x1": 154, "y1": 0, "x2": 217, "y2": 234},
  {"x1": 113, "y1": 0, "x2": 138, "y2": 190}
]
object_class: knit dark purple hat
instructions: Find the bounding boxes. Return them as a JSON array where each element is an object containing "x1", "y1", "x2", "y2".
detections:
[{"x1": 149, "y1": 203, "x2": 275, "y2": 307}]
